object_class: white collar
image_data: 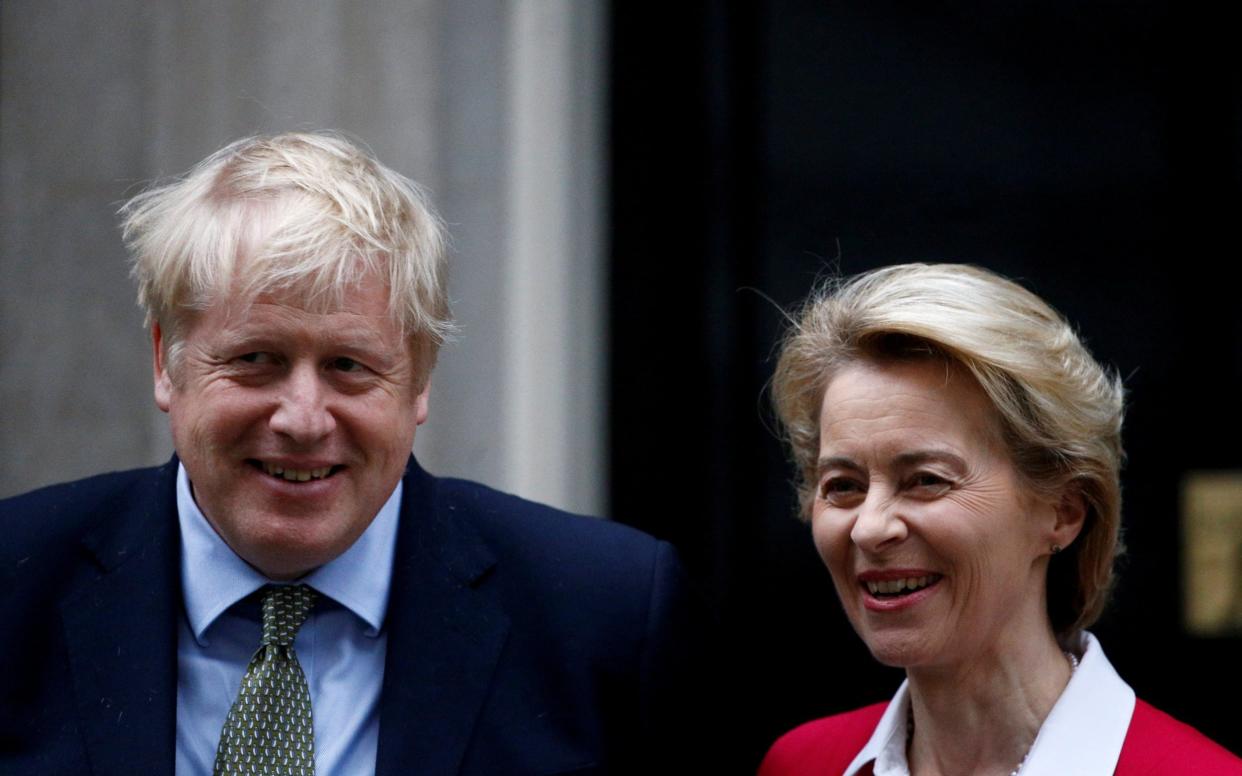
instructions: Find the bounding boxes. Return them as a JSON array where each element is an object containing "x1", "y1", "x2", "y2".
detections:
[
  {"x1": 176, "y1": 461, "x2": 403, "y2": 644},
  {"x1": 845, "y1": 633, "x2": 1136, "y2": 776}
]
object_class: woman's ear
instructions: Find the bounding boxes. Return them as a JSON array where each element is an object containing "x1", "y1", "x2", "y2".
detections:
[{"x1": 1050, "y1": 485, "x2": 1088, "y2": 553}]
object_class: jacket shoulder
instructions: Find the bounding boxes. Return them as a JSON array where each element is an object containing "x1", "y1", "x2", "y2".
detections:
[
  {"x1": 759, "y1": 702, "x2": 888, "y2": 776},
  {"x1": 0, "y1": 464, "x2": 174, "y2": 573},
  {"x1": 435, "y1": 475, "x2": 665, "y2": 563},
  {"x1": 426, "y1": 474, "x2": 693, "y2": 659},
  {"x1": 0, "y1": 464, "x2": 177, "y2": 774},
  {"x1": 1118, "y1": 699, "x2": 1242, "y2": 775}
]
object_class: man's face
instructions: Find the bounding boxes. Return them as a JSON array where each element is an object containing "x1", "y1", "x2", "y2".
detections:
[{"x1": 154, "y1": 274, "x2": 428, "y2": 579}]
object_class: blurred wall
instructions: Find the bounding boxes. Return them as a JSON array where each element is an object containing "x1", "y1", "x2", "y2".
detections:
[
  {"x1": 0, "y1": 0, "x2": 608, "y2": 516},
  {"x1": 611, "y1": 1, "x2": 1242, "y2": 762}
]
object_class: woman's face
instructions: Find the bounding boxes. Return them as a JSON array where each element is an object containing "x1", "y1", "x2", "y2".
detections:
[{"x1": 811, "y1": 358, "x2": 1059, "y2": 670}]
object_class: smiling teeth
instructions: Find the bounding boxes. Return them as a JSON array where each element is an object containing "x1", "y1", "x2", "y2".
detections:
[
  {"x1": 262, "y1": 463, "x2": 333, "y2": 482},
  {"x1": 866, "y1": 576, "x2": 933, "y2": 595}
]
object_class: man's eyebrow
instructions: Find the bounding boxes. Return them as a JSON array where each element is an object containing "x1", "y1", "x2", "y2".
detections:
[
  {"x1": 220, "y1": 320, "x2": 389, "y2": 346},
  {"x1": 210, "y1": 329, "x2": 266, "y2": 350}
]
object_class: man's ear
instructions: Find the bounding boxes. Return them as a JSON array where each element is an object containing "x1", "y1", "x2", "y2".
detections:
[
  {"x1": 152, "y1": 323, "x2": 172, "y2": 413},
  {"x1": 1050, "y1": 485, "x2": 1088, "y2": 552},
  {"x1": 410, "y1": 339, "x2": 435, "y2": 427},
  {"x1": 414, "y1": 380, "x2": 430, "y2": 426}
]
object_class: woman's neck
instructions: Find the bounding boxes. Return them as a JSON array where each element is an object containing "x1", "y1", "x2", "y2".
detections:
[{"x1": 904, "y1": 628, "x2": 1075, "y2": 776}]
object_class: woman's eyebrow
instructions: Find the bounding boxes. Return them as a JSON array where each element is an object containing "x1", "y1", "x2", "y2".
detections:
[
  {"x1": 892, "y1": 450, "x2": 967, "y2": 471},
  {"x1": 816, "y1": 455, "x2": 862, "y2": 476}
]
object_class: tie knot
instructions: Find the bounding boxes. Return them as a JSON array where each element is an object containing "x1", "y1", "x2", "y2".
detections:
[{"x1": 260, "y1": 584, "x2": 317, "y2": 647}]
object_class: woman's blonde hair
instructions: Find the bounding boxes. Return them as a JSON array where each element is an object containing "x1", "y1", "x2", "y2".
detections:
[
  {"x1": 771, "y1": 263, "x2": 1125, "y2": 645},
  {"x1": 122, "y1": 131, "x2": 452, "y2": 378}
]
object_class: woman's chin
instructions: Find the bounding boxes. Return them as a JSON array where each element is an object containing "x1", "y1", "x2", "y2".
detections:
[{"x1": 862, "y1": 632, "x2": 941, "y2": 669}]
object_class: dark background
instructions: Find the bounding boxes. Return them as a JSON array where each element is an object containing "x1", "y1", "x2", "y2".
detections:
[{"x1": 610, "y1": 0, "x2": 1241, "y2": 768}]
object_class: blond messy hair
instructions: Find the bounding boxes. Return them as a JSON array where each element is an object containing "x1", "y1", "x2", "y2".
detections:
[
  {"x1": 771, "y1": 263, "x2": 1126, "y2": 646},
  {"x1": 121, "y1": 131, "x2": 453, "y2": 377}
]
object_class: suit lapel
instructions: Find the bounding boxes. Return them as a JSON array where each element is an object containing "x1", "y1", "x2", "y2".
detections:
[
  {"x1": 59, "y1": 460, "x2": 180, "y2": 776},
  {"x1": 375, "y1": 460, "x2": 510, "y2": 776},
  {"x1": 54, "y1": 457, "x2": 509, "y2": 774}
]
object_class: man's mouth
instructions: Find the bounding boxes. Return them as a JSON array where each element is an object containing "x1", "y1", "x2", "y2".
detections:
[
  {"x1": 863, "y1": 574, "x2": 942, "y2": 598},
  {"x1": 248, "y1": 460, "x2": 344, "y2": 482}
]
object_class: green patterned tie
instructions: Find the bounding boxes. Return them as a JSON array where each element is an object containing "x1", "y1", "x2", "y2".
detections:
[{"x1": 213, "y1": 584, "x2": 318, "y2": 776}]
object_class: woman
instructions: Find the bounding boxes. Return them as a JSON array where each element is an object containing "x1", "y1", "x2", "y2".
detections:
[{"x1": 760, "y1": 264, "x2": 1240, "y2": 775}]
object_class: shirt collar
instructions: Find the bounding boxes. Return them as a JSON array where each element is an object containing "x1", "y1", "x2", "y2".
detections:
[
  {"x1": 1020, "y1": 632, "x2": 1135, "y2": 775},
  {"x1": 177, "y1": 461, "x2": 402, "y2": 645},
  {"x1": 845, "y1": 633, "x2": 1136, "y2": 776},
  {"x1": 845, "y1": 681, "x2": 911, "y2": 776}
]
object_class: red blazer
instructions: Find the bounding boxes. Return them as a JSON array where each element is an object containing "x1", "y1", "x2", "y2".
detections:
[{"x1": 760, "y1": 700, "x2": 1241, "y2": 775}]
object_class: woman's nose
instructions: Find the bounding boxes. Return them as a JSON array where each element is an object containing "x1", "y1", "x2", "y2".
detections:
[{"x1": 849, "y1": 492, "x2": 907, "y2": 552}]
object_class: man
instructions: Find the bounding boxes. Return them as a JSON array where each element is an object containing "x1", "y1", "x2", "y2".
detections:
[{"x1": 1, "y1": 133, "x2": 714, "y2": 774}]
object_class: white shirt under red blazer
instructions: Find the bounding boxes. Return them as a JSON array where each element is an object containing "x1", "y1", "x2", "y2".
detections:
[{"x1": 761, "y1": 634, "x2": 1241, "y2": 775}]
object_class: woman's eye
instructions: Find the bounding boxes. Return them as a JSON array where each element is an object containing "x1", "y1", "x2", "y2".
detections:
[
  {"x1": 908, "y1": 473, "x2": 951, "y2": 493},
  {"x1": 819, "y1": 477, "x2": 864, "y2": 503}
]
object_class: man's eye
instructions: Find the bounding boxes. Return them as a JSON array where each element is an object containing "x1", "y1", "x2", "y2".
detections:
[
  {"x1": 330, "y1": 357, "x2": 363, "y2": 373},
  {"x1": 237, "y1": 352, "x2": 275, "y2": 365}
]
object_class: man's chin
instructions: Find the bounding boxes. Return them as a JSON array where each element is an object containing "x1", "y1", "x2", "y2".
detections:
[
  {"x1": 221, "y1": 516, "x2": 359, "y2": 580},
  {"x1": 237, "y1": 538, "x2": 342, "y2": 581}
]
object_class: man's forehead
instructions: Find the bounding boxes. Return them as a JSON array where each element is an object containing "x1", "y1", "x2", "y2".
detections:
[
  {"x1": 216, "y1": 303, "x2": 389, "y2": 335},
  {"x1": 187, "y1": 281, "x2": 405, "y2": 345},
  {"x1": 167, "y1": 271, "x2": 431, "y2": 378},
  {"x1": 211, "y1": 271, "x2": 392, "y2": 320}
]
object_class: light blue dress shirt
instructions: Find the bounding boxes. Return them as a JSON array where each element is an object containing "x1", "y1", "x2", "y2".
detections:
[{"x1": 174, "y1": 463, "x2": 401, "y2": 776}]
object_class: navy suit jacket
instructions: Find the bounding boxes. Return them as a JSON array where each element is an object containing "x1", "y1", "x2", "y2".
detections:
[{"x1": 1, "y1": 458, "x2": 718, "y2": 774}]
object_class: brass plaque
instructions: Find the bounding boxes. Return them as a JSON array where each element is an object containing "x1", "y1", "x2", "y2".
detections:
[{"x1": 1182, "y1": 471, "x2": 1242, "y2": 636}]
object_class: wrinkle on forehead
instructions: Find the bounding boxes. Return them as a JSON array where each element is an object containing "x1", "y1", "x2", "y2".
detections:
[
  {"x1": 819, "y1": 359, "x2": 1008, "y2": 460},
  {"x1": 206, "y1": 259, "x2": 403, "y2": 334},
  {"x1": 209, "y1": 306, "x2": 393, "y2": 359}
]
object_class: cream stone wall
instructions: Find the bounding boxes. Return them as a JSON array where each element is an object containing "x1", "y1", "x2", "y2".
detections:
[{"x1": 0, "y1": 0, "x2": 608, "y2": 516}]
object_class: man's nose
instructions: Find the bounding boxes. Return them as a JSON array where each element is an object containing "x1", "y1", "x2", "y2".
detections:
[
  {"x1": 849, "y1": 491, "x2": 907, "y2": 553},
  {"x1": 269, "y1": 364, "x2": 336, "y2": 444}
]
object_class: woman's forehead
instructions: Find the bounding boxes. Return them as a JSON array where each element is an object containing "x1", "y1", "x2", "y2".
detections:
[{"x1": 819, "y1": 359, "x2": 1004, "y2": 454}]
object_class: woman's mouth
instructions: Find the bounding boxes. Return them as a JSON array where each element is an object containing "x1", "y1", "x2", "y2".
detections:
[
  {"x1": 857, "y1": 572, "x2": 945, "y2": 610},
  {"x1": 864, "y1": 575, "x2": 941, "y2": 598}
]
